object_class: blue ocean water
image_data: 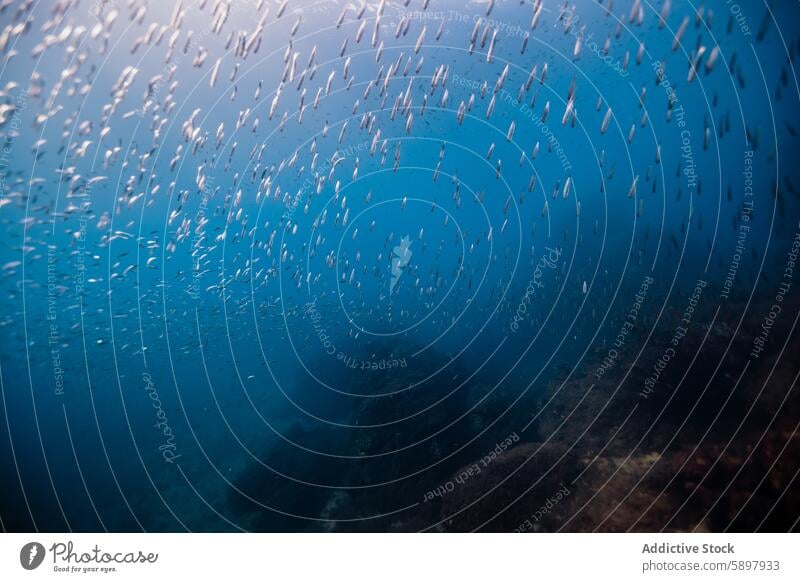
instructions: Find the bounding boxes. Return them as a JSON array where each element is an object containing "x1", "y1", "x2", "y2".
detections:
[{"x1": 0, "y1": 0, "x2": 799, "y2": 532}]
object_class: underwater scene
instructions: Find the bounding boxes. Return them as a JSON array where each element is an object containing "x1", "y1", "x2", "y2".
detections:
[{"x1": 0, "y1": 0, "x2": 799, "y2": 532}]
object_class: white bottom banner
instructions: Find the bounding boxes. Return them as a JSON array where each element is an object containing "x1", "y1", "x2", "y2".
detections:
[{"x1": 1, "y1": 533, "x2": 798, "y2": 581}]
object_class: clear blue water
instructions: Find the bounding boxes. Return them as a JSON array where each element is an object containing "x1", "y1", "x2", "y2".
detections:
[{"x1": 0, "y1": 0, "x2": 798, "y2": 531}]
